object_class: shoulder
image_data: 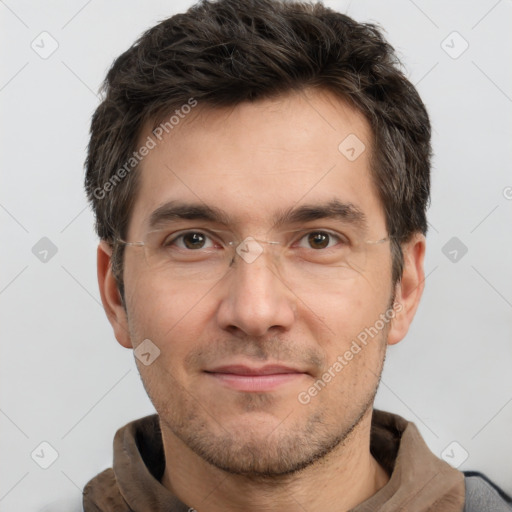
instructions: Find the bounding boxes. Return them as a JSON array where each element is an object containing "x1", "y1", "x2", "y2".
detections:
[{"x1": 464, "y1": 472, "x2": 512, "y2": 512}]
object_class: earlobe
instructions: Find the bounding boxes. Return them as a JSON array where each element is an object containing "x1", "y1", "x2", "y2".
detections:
[
  {"x1": 97, "y1": 241, "x2": 132, "y2": 349},
  {"x1": 387, "y1": 234, "x2": 426, "y2": 346}
]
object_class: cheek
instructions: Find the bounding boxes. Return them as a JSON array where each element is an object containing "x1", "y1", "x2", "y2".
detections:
[
  {"x1": 317, "y1": 302, "x2": 389, "y2": 396},
  {"x1": 124, "y1": 270, "x2": 216, "y2": 352},
  {"x1": 313, "y1": 279, "x2": 391, "y2": 337},
  {"x1": 309, "y1": 278, "x2": 392, "y2": 392}
]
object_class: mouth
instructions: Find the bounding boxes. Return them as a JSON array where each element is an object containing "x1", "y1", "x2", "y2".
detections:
[{"x1": 204, "y1": 364, "x2": 309, "y2": 392}]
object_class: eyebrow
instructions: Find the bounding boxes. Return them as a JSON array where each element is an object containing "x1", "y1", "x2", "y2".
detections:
[
  {"x1": 147, "y1": 199, "x2": 368, "y2": 232},
  {"x1": 148, "y1": 201, "x2": 231, "y2": 230},
  {"x1": 273, "y1": 199, "x2": 368, "y2": 232}
]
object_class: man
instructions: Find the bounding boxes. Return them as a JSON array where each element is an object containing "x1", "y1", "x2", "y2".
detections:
[{"x1": 82, "y1": 0, "x2": 511, "y2": 510}]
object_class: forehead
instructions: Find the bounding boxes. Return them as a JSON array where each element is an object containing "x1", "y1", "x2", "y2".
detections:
[{"x1": 128, "y1": 89, "x2": 385, "y2": 237}]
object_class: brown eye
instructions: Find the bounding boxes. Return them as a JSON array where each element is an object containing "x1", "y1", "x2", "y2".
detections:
[
  {"x1": 307, "y1": 232, "x2": 331, "y2": 249},
  {"x1": 182, "y1": 232, "x2": 207, "y2": 249}
]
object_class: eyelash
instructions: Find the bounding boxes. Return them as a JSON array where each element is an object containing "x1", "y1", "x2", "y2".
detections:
[{"x1": 162, "y1": 230, "x2": 349, "y2": 250}]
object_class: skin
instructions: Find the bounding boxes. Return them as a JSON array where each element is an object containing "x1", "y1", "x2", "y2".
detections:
[{"x1": 98, "y1": 88, "x2": 425, "y2": 512}]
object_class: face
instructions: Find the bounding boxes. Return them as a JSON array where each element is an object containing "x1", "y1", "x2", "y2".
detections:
[{"x1": 106, "y1": 89, "x2": 405, "y2": 477}]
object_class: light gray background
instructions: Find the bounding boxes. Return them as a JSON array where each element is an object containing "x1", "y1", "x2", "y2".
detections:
[{"x1": 1, "y1": 0, "x2": 511, "y2": 510}]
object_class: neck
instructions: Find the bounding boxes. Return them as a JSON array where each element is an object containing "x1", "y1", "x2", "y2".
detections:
[{"x1": 160, "y1": 410, "x2": 389, "y2": 512}]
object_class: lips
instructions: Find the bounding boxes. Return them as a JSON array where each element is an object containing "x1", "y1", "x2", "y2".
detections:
[
  {"x1": 204, "y1": 364, "x2": 308, "y2": 392},
  {"x1": 206, "y1": 364, "x2": 303, "y2": 376}
]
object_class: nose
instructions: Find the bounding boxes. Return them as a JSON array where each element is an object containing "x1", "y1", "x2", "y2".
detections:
[{"x1": 215, "y1": 250, "x2": 296, "y2": 337}]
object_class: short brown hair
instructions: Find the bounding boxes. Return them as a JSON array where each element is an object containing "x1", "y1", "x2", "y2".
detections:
[{"x1": 85, "y1": 0, "x2": 431, "y2": 295}]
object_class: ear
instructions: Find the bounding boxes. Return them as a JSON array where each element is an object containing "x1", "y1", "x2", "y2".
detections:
[
  {"x1": 97, "y1": 241, "x2": 132, "y2": 349},
  {"x1": 387, "y1": 233, "x2": 426, "y2": 346}
]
